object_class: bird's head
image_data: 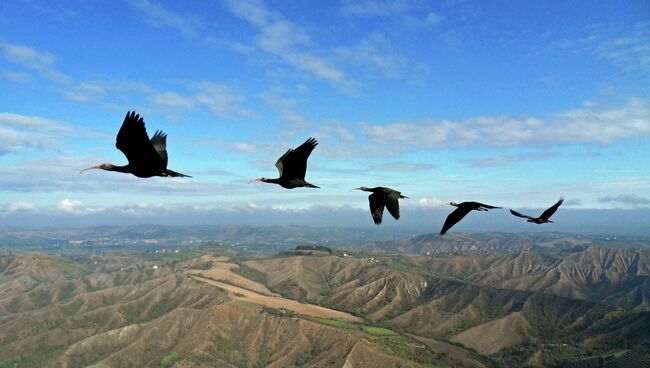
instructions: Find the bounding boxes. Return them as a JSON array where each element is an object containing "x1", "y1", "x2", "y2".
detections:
[
  {"x1": 351, "y1": 186, "x2": 370, "y2": 192},
  {"x1": 449, "y1": 201, "x2": 459, "y2": 207},
  {"x1": 80, "y1": 163, "x2": 115, "y2": 174}
]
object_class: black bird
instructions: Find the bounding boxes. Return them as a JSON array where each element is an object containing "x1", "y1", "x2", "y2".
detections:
[
  {"x1": 352, "y1": 187, "x2": 408, "y2": 225},
  {"x1": 440, "y1": 201, "x2": 501, "y2": 235},
  {"x1": 250, "y1": 137, "x2": 319, "y2": 189},
  {"x1": 510, "y1": 198, "x2": 564, "y2": 224},
  {"x1": 80, "y1": 111, "x2": 190, "y2": 178}
]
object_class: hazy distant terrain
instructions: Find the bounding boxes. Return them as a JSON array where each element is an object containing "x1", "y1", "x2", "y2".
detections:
[
  {"x1": 1, "y1": 225, "x2": 647, "y2": 256},
  {"x1": 1, "y1": 229, "x2": 650, "y2": 367},
  {"x1": 0, "y1": 225, "x2": 418, "y2": 257}
]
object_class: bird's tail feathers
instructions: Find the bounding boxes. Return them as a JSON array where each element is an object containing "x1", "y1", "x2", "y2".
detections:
[{"x1": 164, "y1": 169, "x2": 191, "y2": 178}]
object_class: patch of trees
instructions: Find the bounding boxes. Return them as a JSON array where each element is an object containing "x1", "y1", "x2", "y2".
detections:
[{"x1": 295, "y1": 245, "x2": 333, "y2": 254}]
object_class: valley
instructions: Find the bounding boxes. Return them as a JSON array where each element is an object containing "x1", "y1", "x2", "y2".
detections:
[{"x1": 1, "y1": 230, "x2": 649, "y2": 367}]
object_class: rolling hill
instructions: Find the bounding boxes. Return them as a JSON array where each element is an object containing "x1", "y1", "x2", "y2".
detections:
[{"x1": 1, "y1": 238, "x2": 650, "y2": 367}]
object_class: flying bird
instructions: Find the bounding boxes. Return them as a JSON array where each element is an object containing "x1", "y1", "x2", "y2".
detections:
[
  {"x1": 510, "y1": 198, "x2": 564, "y2": 224},
  {"x1": 352, "y1": 187, "x2": 408, "y2": 225},
  {"x1": 250, "y1": 137, "x2": 319, "y2": 189},
  {"x1": 440, "y1": 201, "x2": 501, "y2": 235},
  {"x1": 80, "y1": 111, "x2": 190, "y2": 178}
]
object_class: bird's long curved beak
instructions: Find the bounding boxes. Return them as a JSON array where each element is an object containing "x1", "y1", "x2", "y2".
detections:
[
  {"x1": 248, "y1": 178, "x2": 263, "y2": 184},
  {"x1": 79, "y1": 165, "x2": 101, "y2": 174},
  {"x1": 350, "y1": 187, "x2": 362, "y2": 191}
]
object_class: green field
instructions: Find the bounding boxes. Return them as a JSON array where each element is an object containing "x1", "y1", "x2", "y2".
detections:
[
  {"x1": 302, "y1": 316, "x2": 359, "y2": 330},
  {"x1": 363, "y1": 325, "x2": 399, "y2": 336},
  {"x1": 302, "y1": 316, "x2": 400, "y2": 337}
]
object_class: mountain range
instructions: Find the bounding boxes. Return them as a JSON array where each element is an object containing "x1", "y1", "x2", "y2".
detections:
[{"x1": 1, "y1": 231, "x2": 649, "y2": 367}]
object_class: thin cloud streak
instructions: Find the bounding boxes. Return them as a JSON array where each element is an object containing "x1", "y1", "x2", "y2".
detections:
[
  {"x1": 360, "y1": 99, "x2": 650, "y2": 149},
  {"x1": 598, "y1": 194, "x2": 650, "y2": 208},
  {"x1": 0, "y1": 113, "x2": 92, "y2": 156},
  {"x1": 0, "y1": 41, "x2": 71, "y2": 83},
  {"x1": 461, "y1": 152, "x2": 558, "y2": 168},
  {"x1": 223, "y1": 0, "x2": 358, "y2": 93},
  {"x1": 125, "y1": 0, "x2": 201, "y2": 37}
]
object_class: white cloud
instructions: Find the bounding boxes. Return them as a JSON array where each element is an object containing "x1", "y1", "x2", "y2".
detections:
[
  {"x1": 224, "y1": 0, "x2": 356, "y2": 92},
  {"x1": 1, "y1": 42, "x2": 54, "y2": 69},
  {"x1": 261, "y1": 89, "x2": 309, "y2": 126},
  {"x1": 461, "y1": 152, "x2": 558, "y2": 168},
  {"x1": 112, "y1": 203, "x2": 167, "y2": 216},
  {"x1": 1, "y1": 70, "x2": 32, "y2": 83},
  {"x1": 191, "y1": 81, "x2": 256, "y2": 118},
  {"x1": 598, "y1": 194, "x2": 650, "y2": 208},
  {"x1": 334, "y1": 33, "x2": 409, "y2": 79},
  {"x1": 360, "y1": 99, "x2": 650, "y2": 149},
  {"x1": 316, "y1": 123, "x2": 355, "y2": 142},
  {"x1": 0, "y1": 41, "x2": 71, "y2": 83},
  {"x1": 57, "y1": 199, "x2": 86, "y2": 214},
  {"x1": 341, "y1": 0, "x2": 410, "y2": 17},
  {"x1": 341, "y1": 0, "x2": 442, "y2": 28},
  {"x1": 150, "y1": 91, "x2": 196, "y2": 109},
  {"x1": 593, "y1": 22, "x2": 650, "y2": 73},
  {"x1": 0, "y1": 113, "x2": 77, "y2": 155},
  {"x1": 4, "y1": 201, "x2": 36, "y2": 214},
  {"x1": 125, "y1": 0, "x2": 201, "y2": 37},
  {"x1": 0, "y1": 113, "x2": 72, "y2": 132},
  {"x1": 63, "y1": 81, "x2": 108, "y2": 102},
  {"x1": 417, "y1": 197, "x2": 447, "y2": 209}
]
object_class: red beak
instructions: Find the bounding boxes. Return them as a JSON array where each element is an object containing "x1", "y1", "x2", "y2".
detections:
[{"x1": 80, "y1": 165, "x2": 101, "y2": 174}]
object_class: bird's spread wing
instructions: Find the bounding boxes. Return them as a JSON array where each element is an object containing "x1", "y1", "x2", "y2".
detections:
[
  {"x1": 115, "y1": 111, "x2": 164, "y2": 170},
  {"x1": 368, "y1": 192, "x2": 385, "y2": 225},
  {"x1": 510, "y1": 209, "x2": 535, "y2": 220},
  {"x1": 275, "y1": 149, "x2": 291, "y2": 177},
  {"x1": 276, "y1": 138, "x2": 317, "y2": 180},
  {"x1": 150, "y1": 131, "x2": 168, "y2": 168},
  {"x1": 540, "y1": 198, "x2": 564, "y2": 221},
  {"x1": 440, "y1": 206, "x2": 473, "y2": 235},
  {"x1": 385, "y1": 190, "x2": 402, "y2": 220},
  {"x1": 474, "y1": 202, "x2": 500, "y2": 209}
]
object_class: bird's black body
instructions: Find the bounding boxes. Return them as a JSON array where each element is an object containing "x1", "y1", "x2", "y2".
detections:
[
  {"x1": 353, "y1": 187, "x2": 408, "y2": 225},
  {"x1": 440, "y1": 201, "x2": 500, "y2": 235},
  {"x1": 80, "y1": 111, "x2": 190, "y2": 178},
  {"x1": 252, "y1": 137, "x2": 319, "y2": 189},
  {"x1": 510, "y1": 198, "x2": 564, "y2": 224}
]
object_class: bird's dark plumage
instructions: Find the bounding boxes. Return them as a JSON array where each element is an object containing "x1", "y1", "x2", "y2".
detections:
[
  {"x1": 251, "y1": 137, "x2": 319, "y2": 189},
  {"x1": 510, "y1": 198, "x2": 564, "y2": 224},
  {"x1": 368, "y1": 192, "x2": 385, "y2": 225},
  {"x1": 80, "y1": 111, "x2": 190, "y2": 178},
  {"x1": 440, "y1": 201, "x2": 500, "y2": 235},
  {"x1": 354, "y1": 187, "x2": 408, "y2": 225},
  {"x1": 150, "y1": 131, "x2": 168, "y2": 168}
]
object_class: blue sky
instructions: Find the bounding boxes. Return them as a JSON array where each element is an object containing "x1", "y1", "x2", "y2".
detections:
[{"x1": 0, "y1": 0, "x2": 649, "y2": 232}]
